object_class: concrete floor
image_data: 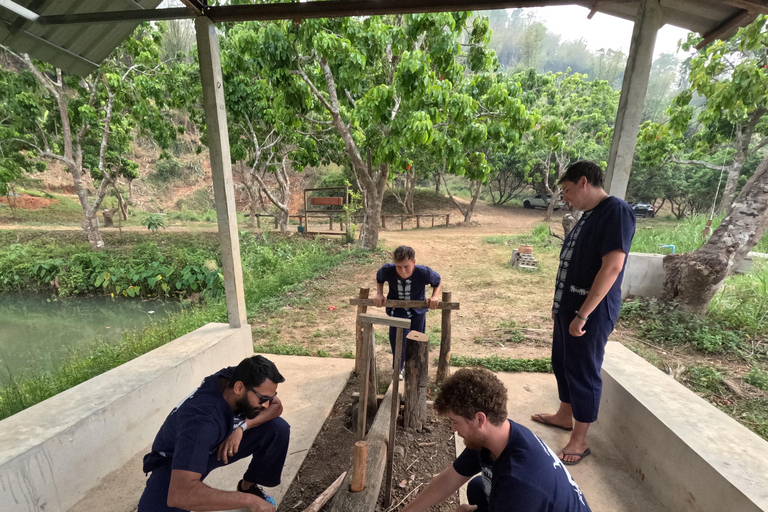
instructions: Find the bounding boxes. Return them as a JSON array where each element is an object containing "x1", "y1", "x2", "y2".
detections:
[
  {"x1": 66, "y1": 357, "x2": 664, "y2": 512},
  {"x1": 66, "y1": 354, "x2": 354, "y2": 512}
]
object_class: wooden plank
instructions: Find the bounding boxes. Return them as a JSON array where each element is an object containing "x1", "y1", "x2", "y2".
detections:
[
  {"x1": 357, "y1": 313, "x2": 411, "y2": 329},
  {"x1": 327, "y1": 383, "x2": 395, "y2": 512},
  {"x1": 350, "y1": 298, "x2": 460, "y2": 310},
  {"x1": 436, "y1": 291, "x2": 452, "y2": 384},
  {"x1": 384, "y1": 327, "x2": 404, "y2": 507},
  {"x1": 357, "y1": 323, "x2": 372, "y2": 439},
  {"x1": 301, "y1": 471, "x2": 347, "y2": 512},
  {"x1": 310, "y1": 196, "x2": 344, "y2": 205},
  {"x1": 355, "y1": 288, "x2": 370, "y2": 375}
]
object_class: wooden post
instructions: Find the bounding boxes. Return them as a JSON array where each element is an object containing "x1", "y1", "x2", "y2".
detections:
[
  {"x1": 256, "y1": 215, "x2": 261, "y2": 228},
  {"x1": 401, "y1": 216, "x2": 404, "y2": 230},
  {"x1": 274, "y1": 216, "x2": 278, "y2": 229},
  {"x1": 446, "y1": 213, "x2": 450, "y2": 226},
  {"x1": 330, "y1": 216, "x2": 333, "y2": 230},
  {"x1": 355, "y1": 288, "x2": 370, "y2": 374},
  {"x1": 350, "y1": 441, "x2": 368, "y2": 492},
  {"x1": 416, "y1": 215, "x2": 421, "y2": 228},
  {"x1": 358, "y1": 322, "x2": 373, "y2": 439},
  {"x1": 432, "y1": 215, "x2": 435, "y2": 228},
  {"x1": 403, "y1": 331, "x2": 429, "y2": 430},
  {"x1": 384, "y1": 327, "x2": 404, "y2": 507},
  {"x1": 381, "y1": 215, "x2": 386, "y2": 229},
  {"x1": 366, "y1": 326, "x2": 378, "y2": 427},
  {"x1": 437, "y1": 291, "x2": 452, "y2": 384}
]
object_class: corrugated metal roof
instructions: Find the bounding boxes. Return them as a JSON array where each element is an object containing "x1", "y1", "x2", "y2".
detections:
[
  {"x1": 0, "y1": 1, "x2": 765, "y2": 77},
  {"x1": 0, "y1": 0, "x2": 162, "y2": 76}
]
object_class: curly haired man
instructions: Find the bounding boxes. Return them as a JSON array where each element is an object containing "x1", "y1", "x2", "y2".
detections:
[{"x1": 402, "y1": 368, "x2": 591, "y2": 512}]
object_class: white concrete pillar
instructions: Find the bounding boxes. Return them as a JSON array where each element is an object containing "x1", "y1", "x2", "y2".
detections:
[
  {"x1": 195, "y1": 16, "x2": 247, "y2": 329},
  {"x1": 604, "y1": 0, "x2": 662, "y2": 199}
]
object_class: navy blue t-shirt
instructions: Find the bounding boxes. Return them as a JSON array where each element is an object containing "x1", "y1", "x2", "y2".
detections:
[
  {"x1": 376, "y1": 264, "x2": 441, "y2": 315},
  {"x1": 453, "y1": 420, "x2": 591, "y2": 512},
  {"x1": 146, "y1": 367, "x2": 243, "y2": 475},
  {"x1": 552, "y1": 196, "x2": 635, "y2": 321}
]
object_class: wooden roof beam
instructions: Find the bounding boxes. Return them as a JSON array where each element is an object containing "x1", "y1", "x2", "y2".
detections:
[
  {"x1": 719, "y1": 0, "x2": 768, "y2": 14},
  {"x1": 695, "y1": 8, "x2": 756, "y2": 49},
  {"x1": 180, "y1": 0, "x2": 204, "y2": 17}
]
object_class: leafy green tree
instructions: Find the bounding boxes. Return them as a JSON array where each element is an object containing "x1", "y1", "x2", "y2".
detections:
[
  {"x1": 0, "y1": 24, "x2": 182, "y2": 249},
  {"x1": 250, "y1": 13, "x2": 529, "y2": 248},
  {"x1": 668, "y1": 16, "x2": 768, "y2": 214}
]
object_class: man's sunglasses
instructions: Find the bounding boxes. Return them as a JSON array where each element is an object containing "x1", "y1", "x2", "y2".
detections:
[{"x1": 249, "y1": 388, "x2": 277, "y2": 404}]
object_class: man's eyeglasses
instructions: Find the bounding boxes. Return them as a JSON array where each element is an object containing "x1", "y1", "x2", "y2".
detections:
[{"x1": 249, "y1": 388, "x2": 277, "y2": 404}]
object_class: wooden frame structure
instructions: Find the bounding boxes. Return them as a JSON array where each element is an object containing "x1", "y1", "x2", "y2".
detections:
[{"x1": 302, "y1": 185, "x2": 350, "y2": 235}]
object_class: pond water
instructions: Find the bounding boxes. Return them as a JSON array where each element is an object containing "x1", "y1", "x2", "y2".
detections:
[{"x1": 0, "y1": 294, "x2": 180, "y2": 381}]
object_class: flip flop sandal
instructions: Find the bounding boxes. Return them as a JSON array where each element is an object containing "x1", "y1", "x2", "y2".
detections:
[
  {"x1": 531, "y1": 413, "x2": 573, "y2": 432},
  {"x1": 562, "y1": 448, "x2": 591, "y2": 466}
]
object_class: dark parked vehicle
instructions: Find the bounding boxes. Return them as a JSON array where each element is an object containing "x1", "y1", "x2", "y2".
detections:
[{"x1": 632, "y1": 203, "x2": 654, "y2": 218}]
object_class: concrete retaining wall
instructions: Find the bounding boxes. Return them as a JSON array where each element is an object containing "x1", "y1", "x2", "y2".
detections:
[
  {"x1": 0, "y1": 322, "x2": 252, "y2": 512},
  {"x1": 621, "y1": 252, "x2": 756, "y2": 300},
  {"x1": 599, "y1": 342, "x2": 768, "y2": 512}
]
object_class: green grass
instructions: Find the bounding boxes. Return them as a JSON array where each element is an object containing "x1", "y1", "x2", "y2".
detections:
[
  {"x1": 483, "y1": 223, "x2": 560, "y2": 253},
  {"x1": 0, "y1": 192, "x2": 83, "y2": 224},
  {"x1": 448, "y1": 355, "x2": 552, "y2": 373}
]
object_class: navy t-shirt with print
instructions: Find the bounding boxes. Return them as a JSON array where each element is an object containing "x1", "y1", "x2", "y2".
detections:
[
  {"x1": 376, "y1": 264, "x2": 441, "y2": 315},
  {"x1": 146, "y1": 367, "x2": 243, "y2": 475},
  {"x1": 552, "y1": 196, "x2": 635, "y2": 321},
  {"x1": 453, "y1": 420, "x2": 591, "y2": 512}
]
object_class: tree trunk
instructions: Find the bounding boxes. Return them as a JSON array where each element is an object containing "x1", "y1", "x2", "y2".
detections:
[
  {"x1": 82, "y1": 208, "x2": 105, "y2": 250},
  {"x1": 463, "y1": 180, "x2": 482, "y2": 223},
  {"x1": 359, "y1": 179, "x2": 385, "y2": 250},
  {"x1": 716, "y1": 160, "x2": 743, "y2": 215},
  {"x1": 434, "y1": 173, "x2": 441, "y2": 194},
  {"x1": 562, "y1": 210, "x2": 583, "y2": 237},
  {"x1": 102, "y1": 208, "x2": 115, "y2": 227},
  {"x1": 662, "y1": 153, "x2": 768, "y2": 314}
]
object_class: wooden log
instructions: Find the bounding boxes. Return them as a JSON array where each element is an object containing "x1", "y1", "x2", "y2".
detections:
[
  {"x1": 357, "y1": 313, "x2": 411, "y2": 329},
  {"x1": 350, "y1": 441, "x2": 368, "y2": 492},
  {"x1": 350, "y1": 298, "x2": 460, "y2": 310},
  {"x1": 384, "y1": 327, "x2": 404, "y2": 507},
  {"x1": 416, "y1": 215, "x2": 421, "y2": 228},
  {"x1": 358, "y1": 322, "x2": 373, "y2": 439},
  {"x1": 404, "y1": 331, "x2": 429, "y2": 430},
  {"x1": 327, "y1": 384, "x2": 395, "y2": 512},
  {"x1": 355, "y1": 288, "x2": 370, "y2": 375},
  {"x1": 300, "y1": 471, "x2": 347, "y2": 512},
  {"x1": 437, "y1": 291, "x2": 452, "y2": 384}
]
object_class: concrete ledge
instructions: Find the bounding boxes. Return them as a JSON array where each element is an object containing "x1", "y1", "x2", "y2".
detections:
[
  {"x1": 0, "y1": 322, "x2": 253, "y2": 512},
  {"x1": 599, "y1": 342, "x2": 768, "y2": 512}
]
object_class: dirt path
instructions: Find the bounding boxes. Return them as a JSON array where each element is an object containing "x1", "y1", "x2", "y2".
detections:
[{"x1": 252, "y1": 201, "x2": 566, "y2": 362}]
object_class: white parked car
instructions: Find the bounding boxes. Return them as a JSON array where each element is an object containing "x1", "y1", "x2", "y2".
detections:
[{"x1": 522, "y1": 194, "x2": 566, "y2": 210}]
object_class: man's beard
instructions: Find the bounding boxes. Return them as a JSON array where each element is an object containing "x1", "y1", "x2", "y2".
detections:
[{"x1": 236, "y1": 396, "x2": 263, "y2": 419}]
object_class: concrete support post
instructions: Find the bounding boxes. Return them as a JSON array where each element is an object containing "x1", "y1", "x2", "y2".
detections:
[
  {"x1": 195, "y1": 17, "x2": 247, "y2": 329},
  {"x1": 604, "y1": 0, "x2": 662, "y2": 199}
]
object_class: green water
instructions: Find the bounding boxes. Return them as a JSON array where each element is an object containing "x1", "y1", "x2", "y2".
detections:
[{"x1": 0, "y1": 294, "x2": 180, "y2": 380}]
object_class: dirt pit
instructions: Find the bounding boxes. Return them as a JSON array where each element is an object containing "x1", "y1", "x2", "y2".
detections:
[
  {"x1": 278, "y1": 379, "x2": 458, "y2": 512},
  {"x1": 0, "y1": 193, "x2": 58, "y2": 210}
]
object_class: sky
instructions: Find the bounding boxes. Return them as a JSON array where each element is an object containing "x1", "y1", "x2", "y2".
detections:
[{"x1": 512, "y1": 5, "x2": 695, "y2": 60}]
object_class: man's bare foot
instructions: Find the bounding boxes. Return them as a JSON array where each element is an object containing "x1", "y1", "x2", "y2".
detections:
[
  {"x1": 559, "y1": 439, "x2": 590, "y2": 464},
  {"x1": 531, "y1": 413, "x2": 573, "y2": 431}
]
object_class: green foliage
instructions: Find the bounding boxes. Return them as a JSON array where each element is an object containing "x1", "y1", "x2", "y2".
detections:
[
  {"x1": 620, "y1": 299, "x2": 747, "y2": 354},
  {"x1": 683, "y1": 365, "x2": 726, "y2": 395},
  {"x1": 253, "y1": 342, "x2": 312, "y2": 356},
  {"x1": 340, "y1": 351, "x2": 355, "y2": 359},
  {"x1": 745, "y1": 368, "x2": 768, "y2": 391},
  {"x1": 153, "y1": 157, "x2": 184, "y2": 181},
  {"x1": 141, "y1": 214, "x2": 166, "y2": 233},
  {"x1": 448, "y1": 355, "x2": 552, "y2": 373}
]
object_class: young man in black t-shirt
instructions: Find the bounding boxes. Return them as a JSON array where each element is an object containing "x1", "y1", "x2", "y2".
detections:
[
  {"x1": 402, "y1": 368, "x2": 591, "y2": 512},
  {"x1": 374, "y1": 245, "x2": 441, "y2": 375},
  {"x1": 138, "y1": 355, "x2": 290, "y2": 512}
]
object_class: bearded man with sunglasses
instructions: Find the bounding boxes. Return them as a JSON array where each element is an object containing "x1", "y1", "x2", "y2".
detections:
[{"x1": 138, "y1": 355, "x2": 290, "y2": 512}]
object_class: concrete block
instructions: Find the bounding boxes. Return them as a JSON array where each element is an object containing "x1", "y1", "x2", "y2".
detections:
[
  {"x1": 599, "y1": 342, "x2": 768, "y2": 512},
  {"x1": 0, "y1": 323, "x2": 252, "y2": 512},
  {"x1": 621, "y1": 252, "x2": 664, "y2": 300}
]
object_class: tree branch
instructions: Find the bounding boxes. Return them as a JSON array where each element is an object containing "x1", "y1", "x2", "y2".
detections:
[{"x1": 670, "y1": 156, "x2": 727, "y2": 171}]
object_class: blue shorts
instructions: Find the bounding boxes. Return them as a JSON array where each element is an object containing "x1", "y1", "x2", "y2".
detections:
[{"x1": 388, "y1": 309, "x2": 426, "y2": 370}]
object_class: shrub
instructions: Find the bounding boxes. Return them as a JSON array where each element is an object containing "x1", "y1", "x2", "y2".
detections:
[
  {"x1": 745, "y1": 368, "x2": 768, "y2": 391},
  {"x1": 683, "y1": 365, "x2": 726, "y2": 395}
]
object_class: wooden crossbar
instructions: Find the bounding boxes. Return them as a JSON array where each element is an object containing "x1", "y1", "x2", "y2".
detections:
[
  {"x1": 350, "y1": 298, "x2": 460, "y2": 310},
  {"x1": 357, "y1": 313, "x2": 411, "y2": 329}
]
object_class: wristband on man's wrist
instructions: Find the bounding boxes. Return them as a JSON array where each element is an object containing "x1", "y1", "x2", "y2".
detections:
[
  {"x1": 575, "y1": 311, "x2": 588, "y2": 321},
  {"x1": 238, "y1": 421, "x2": 247, "y2": 433}
]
